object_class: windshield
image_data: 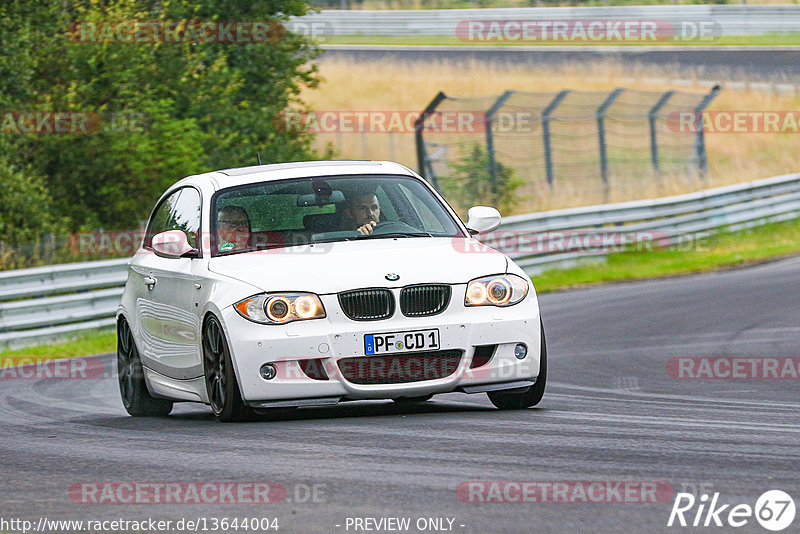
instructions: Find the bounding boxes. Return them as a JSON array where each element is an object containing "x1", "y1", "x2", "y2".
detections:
[{"x1": 211, "y1": 174, "x2": 465, "y2": 255}]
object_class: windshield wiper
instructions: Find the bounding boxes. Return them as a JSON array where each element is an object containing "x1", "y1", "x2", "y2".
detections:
[
  {"x1": 254, "y1": 237, "x2": 359, "y2": 249},
  {"x1": 310, "y1": 236, "x2": 358, "y2": 244},
  {"x1": 356, "y1": 232, "x2": 434, "y2": 240},
  {"x1": 252, "y1": 243, "x2": 288, "y2": 250}
]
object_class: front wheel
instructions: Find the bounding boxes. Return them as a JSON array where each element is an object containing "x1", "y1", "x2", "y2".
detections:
[
  {"x1": 117, "y1": 319, "x2": 173, "y2": 417},
  {"x1": 487, "y1": 319, "x2": 548, "y2": 410},
  {"x1": 203, "y1": 316, "x2": 254, "y2": 422}
]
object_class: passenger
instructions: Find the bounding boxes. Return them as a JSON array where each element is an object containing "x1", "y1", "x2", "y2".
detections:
[{"x1": 216, "y1": 205, "x2": 251, "y2": 252}]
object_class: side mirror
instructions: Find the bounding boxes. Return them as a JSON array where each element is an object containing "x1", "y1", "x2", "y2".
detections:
[
  {"x1": 465, "y1": 206, "x2": 501, "y2": 235},
  {"x1": 152, "y1": 230, "x2": 198, "y2": 259}
]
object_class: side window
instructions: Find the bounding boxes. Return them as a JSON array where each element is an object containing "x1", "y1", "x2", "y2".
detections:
[
  {"x1": 145, "y1": 188, "x2": 201, "y2": 248},
  {"x1": 146, "y1": 190, "x2": 182, "y2": 247},
  {"x1": 169, "y1": 188, "x2": 201, "y2": 248}
]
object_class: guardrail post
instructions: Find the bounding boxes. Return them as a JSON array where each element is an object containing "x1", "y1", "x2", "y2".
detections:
[
  {"x1": 648, "y1": 90, "x2": 674, "y2": 175},
  {"x1": 694, "y1": 85, "x2": 721, "y2": 178},
  {"x1": 415, "y1": 91, "x2": 447, "y2": 190},
  {"x1": 485, "y1": 91, "x2": 515, "y2": 199},
  {"x1": 597, "y1": 88, "x2": 624, "y2": 200},
  {"x1": 542, "y1": 90, "x2": 570, "y2": 188}
]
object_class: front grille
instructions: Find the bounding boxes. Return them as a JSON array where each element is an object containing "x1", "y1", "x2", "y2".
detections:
[
  {"x1": 338, "y1": 288, "x2": 394, "y2": 321},
  {"x1": 399, "y1": 284, "x2": 451, "y2": 317},
  {"x1": 337, "y1": 350, "x2": 463, "y2": 385}
]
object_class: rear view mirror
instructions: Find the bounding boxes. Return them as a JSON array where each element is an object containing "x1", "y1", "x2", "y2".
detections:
[
  {"x1": 152, "y1": 230, "x2": 198, "y2": 259},
  {"x1": 465, "y1": 206, "x2": 502, "y2": 235},
  {"x1": 297, "y1": 190, "x2": 345, "y2": 207}
]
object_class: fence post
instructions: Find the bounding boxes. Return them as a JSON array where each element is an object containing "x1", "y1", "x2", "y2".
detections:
[
  {"x1": 649, "y1": 90, "x2": 674, "y2": 175},
  {"x1": 542, "y1": 90, "x2": 570, "y2": 188},
  {"x1": 694, "y1": 85, "x2": 721, "y2": 177},
  {"x1": 415, "y1": 91, "x2": 447, "y2": 189},
  {"x1": 597, "y1": 88, "x2": 624, "y2": 199},
  {"x1": 485, "y1": 91, "x2": 515, "y2": 199}
]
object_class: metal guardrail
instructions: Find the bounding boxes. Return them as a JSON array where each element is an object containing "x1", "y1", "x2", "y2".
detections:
[
  {"x1": 292, "y1": 6, "x2": 800, "y2": 37},
  {"x1": 1, "y1": 171, "x2": 799, "y2": 349},
  {"x1": 0, "y1": 259, "x2": 127, "y2": 349},
  {"x1": 490, "y1": 172, "x2": 800, "y2": 273}
]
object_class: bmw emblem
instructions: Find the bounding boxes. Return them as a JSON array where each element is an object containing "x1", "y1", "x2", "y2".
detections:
[{"x1": 385, "y1": 273, "x2": 400, "y2": 281}]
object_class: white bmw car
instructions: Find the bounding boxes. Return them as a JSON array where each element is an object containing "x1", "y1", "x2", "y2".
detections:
[{"x1": 117, "y1": 161, "x2": 546, "y2": 421}]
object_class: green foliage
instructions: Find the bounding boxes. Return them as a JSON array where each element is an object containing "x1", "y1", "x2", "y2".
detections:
[
  {"x1": 443, "y1": 144, "x2": 526, "y2": 217},
  {"x1": 0, "y1": 155, "x2": 68, "y2": 268},
  {"x1": 0, "y1": 0, "x2": 323, "y2": 243}
]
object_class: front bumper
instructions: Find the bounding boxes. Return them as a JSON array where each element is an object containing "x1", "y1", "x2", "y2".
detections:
[{"x1": 220, "y1": 284, "x2": 542, "y2": 404}]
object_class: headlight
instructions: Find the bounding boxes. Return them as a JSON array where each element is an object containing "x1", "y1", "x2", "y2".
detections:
[
  {"x1": 465, "y1": 274, "x2": 529, "y2": 307},
  {"x1": 234, "y1": 293, "x2": 326, "y2": 324}
]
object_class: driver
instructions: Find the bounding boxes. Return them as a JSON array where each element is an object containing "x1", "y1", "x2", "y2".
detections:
[{"x1": 340, "y1": 192, "x2": 381, "y2": 235}]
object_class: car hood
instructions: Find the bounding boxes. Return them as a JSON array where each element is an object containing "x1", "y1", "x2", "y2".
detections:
[{"x1": 207, "y1": 237, "x2": 507, "y2": 294}]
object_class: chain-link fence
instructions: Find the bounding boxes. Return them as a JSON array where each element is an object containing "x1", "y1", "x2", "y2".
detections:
[{"x1": 416, "y1": 86, "x2": 720, "y2": 212}]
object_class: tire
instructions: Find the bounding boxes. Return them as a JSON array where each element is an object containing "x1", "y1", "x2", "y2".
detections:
[
  {"x1": 202, "y1": 316, "x2": 254, "y2": 422},
  {"x1": 117, "y1": 318, "x2": 173, "y2": 417},
  {"x1": 487, "y1": 319, "x2": 548, "y2": 410},
  {"x1": 392, "y1": 395, "x2": 434, "y2": 404}
]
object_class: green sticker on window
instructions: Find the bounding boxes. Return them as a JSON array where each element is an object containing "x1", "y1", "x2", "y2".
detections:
[{"x1": 219, "y1": 242, "x2": 235, "y2": 252}]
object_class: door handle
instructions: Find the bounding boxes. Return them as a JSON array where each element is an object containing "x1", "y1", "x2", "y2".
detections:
[{"x1": 143, "y1": 275, "x2": 157, "y2": 290}]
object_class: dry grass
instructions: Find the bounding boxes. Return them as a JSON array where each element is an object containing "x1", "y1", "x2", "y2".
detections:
[{"x1": 301, "y1": 57, "x2": 800, "y2": 213}]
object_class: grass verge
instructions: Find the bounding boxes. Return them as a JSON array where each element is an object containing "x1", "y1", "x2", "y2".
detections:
[
  {"x1": 533, "y1": 216, "x2": 800, "y2": 292},
  {"x1": 0, "y1": 328, "x2": 116, "y2": 363},
  {"x1": 323, "y1": 34, "x2": 800, "y2": 47}
]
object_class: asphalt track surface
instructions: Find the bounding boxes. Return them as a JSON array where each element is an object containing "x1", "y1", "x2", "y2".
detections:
[
  {"x1": 1, "y1": 257, "x2": 799, "y2": 533},
  {"x1": 320, "y1": 45, "x2": 800, "y2": 82}
]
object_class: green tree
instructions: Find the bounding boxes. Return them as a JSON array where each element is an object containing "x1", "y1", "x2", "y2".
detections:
[
  {"x1": 0, "y1": 155, "x2": 67, "y2": 268},
  {"x1": 443, "y1": 144, "x2": 526, "y2": 217},
  {"x1": 0, "y1": 0, "x2": 324, "y2": 232}
]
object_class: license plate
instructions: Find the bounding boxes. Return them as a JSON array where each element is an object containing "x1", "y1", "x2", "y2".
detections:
[{"x1": 364, "y1": 329, "x2": 440, "y2": 355}]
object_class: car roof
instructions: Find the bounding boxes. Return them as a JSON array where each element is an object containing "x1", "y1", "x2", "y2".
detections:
[{"x1": 173, "y1": 160, "x2": 418, "y2": 191}]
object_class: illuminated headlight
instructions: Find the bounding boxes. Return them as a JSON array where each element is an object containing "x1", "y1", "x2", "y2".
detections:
[
  {"x1": 234, "y1": 293, "x2": 326, "y2": 324},
  {"x1": 465, "y1": 274, "x2": 529, "y2": 307}
]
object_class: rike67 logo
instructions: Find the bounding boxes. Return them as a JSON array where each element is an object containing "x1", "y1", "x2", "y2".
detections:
[{"x1": 668, "y1": 490, "x2": 795, "y2": 531}]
